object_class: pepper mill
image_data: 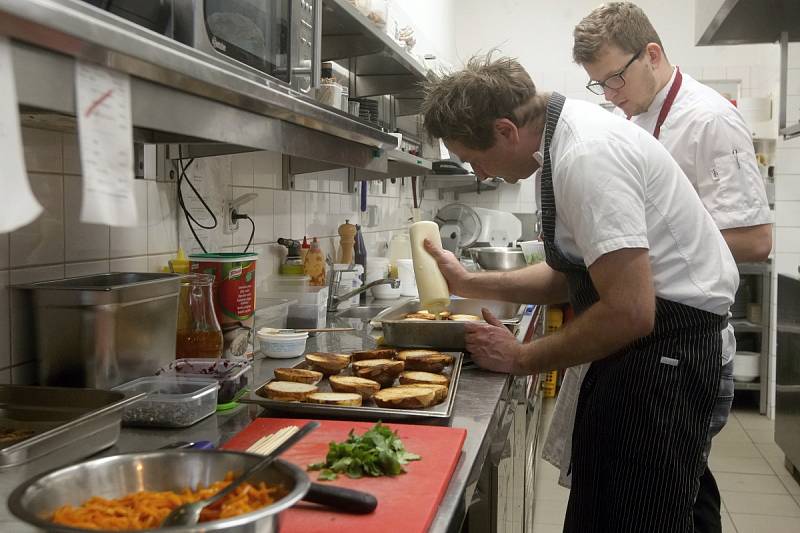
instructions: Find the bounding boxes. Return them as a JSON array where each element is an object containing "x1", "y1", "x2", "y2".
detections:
[{"x1": 338, "y1": 219, "x2": 357, "y2": 264}]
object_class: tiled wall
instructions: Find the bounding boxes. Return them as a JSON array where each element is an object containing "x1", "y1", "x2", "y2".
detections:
[{"x1": 0, "y1": 127, "x2": 452, "y2": 385}]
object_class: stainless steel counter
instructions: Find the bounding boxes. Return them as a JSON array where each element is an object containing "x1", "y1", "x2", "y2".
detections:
[{"x1": 0, "y1": 310, "x2": 541, "y2": 532}]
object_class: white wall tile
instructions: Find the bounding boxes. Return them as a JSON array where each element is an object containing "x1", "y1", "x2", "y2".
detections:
[
  {"x1": 776, "y1": 148, "x2": 800, "y2": 174},
  {"x1": 110, "y1": 256, "x2": 148, "y2": 272},
  {"x1": 0, "y1": 271, "x2": 10, "y2": 370},
  {"x1": 305, "y1": 192, "x2": 329, "y2": 239},
  {"x1": 147, "y1": 181, "x2": 178, "y2": 254},
  {"x1": 12, "y1": 362, "x2": 36, "y2": 385},
  {"x1": 9, "y1": 264, "x2": 64, "y2": 367},
  {"x1": 65, "y1": 260, "x2": 110, "y2": 278},
  {"x1": 775, "y1": 252, "x2": 800, "y2": 275},
  {"x1": 147, "y1": 254, "x2": 173, "y2": 273},
  {"x1": 776, "y1": 226, "x2": 800, "y2": 253},
  {"x1": 273, "y1": 190, "x2": 291, "y2": 240},
  {"x1": 253, "y1": 189, "x2": 274, "y2": 243},
  {"x1": 231, "y1": 152, "x2": 254, "y2": 187},
  {"x1": 62, "y1": 133, "x2": 81, "y2": 175},
  {"x1": 787, "y1": 68, "x2": 800, "y2": 97},
  {"x1": 110, "y1": 178, "x2": 148, "y2": 258},
  {"x1": 775, "y1": 202, "x2": 800, "y2": 227},
  {"x1": 775, "y1": 174, "x2": 800, "y2": 201},
  {"x1": 10, "y1": 173, "x2": 64, "y2": 267},
  {"x1": 64, "y1": 175, "x2": 110, "y2": 262},
  {"x1": 232, "y1": 186, "x2": 257, "y2": 247},
  {"x1": 253, "y1": 151, "x2": 282, "y2": 189},
  {"x1": 702, "y1": 66, "x2": 726, "y2": 80},
  {"x1": 21, "y1": 127, "x2": 61, "y2": 173},
  {"x1": 290, "y1": 191, "x2": 306, "y2": 239},
  {"x1": 0, "y1": 234, "x2": 8, "y2": 270}
]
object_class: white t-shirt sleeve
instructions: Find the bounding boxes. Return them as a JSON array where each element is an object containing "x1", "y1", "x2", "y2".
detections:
[
  {"x1": 693, "y1": 114, "x2": 772, "y2": 230},
  {"x1": 555, "y1": 140, "x2": 650, "y2": 267}
]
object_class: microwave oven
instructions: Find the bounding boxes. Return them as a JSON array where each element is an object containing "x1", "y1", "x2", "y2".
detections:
[{"x1": 173, "y1": 0, "x2": 320, "y2": 93}]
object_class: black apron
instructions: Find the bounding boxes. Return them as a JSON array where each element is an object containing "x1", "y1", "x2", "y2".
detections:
[{"x1": 539, "y1": 93, "x2": 724, "y2": 533}]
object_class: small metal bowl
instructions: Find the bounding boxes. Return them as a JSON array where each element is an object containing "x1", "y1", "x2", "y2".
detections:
[
  {"x1": 8, "y1": 450, "x2": 309, "y2": 532},
  {"x1": 468, "y1": 247, "x2": 527, "y2": 271}
]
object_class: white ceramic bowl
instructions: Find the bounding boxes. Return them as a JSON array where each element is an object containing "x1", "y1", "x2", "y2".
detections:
[
  {"x1": 733, "y1": 351, "x2": 760, "y2": 382},
  {"x1": 371, "y1": 282, "x2": 401, "y2": 300},
  {"x1": 257, "y1": 331, "x2": 308, "y2": 359}
]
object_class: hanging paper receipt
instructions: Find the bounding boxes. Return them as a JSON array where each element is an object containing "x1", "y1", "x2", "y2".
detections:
[
  {"x1": 0, "y1": 36, "x2": 43, "y2": 233},
  {"x1": 75, "y1": 61, "x2": 138, "y2": 226}
]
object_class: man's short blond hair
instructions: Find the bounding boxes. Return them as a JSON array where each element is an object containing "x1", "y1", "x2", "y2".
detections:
[
  {"x1": 573, "y1": 2, "x2": 665, "y2": 64},
  {"x1": 421, "y1": 53, "x2": 540, "y2": 150}
]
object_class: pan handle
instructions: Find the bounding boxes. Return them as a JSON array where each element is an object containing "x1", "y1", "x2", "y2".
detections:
[{"x1": 303, "y1": 482, "x2": 378, "y2": 514}]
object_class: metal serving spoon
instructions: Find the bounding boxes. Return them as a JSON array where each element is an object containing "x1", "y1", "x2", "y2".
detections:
[{"x1": 161, "y1": 420, "x2": 320, "y2": 527}]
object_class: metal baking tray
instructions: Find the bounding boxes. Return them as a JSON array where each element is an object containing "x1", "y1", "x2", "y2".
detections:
[
  {"x1": 0, "y1": 384, "x2": 144, "y2": 468},
  {"x1": 242, "y1": 352, "x2": 463, "y2": 420},
  {"x1": 375, "y1": 298, "x2": 524, "y2": 350}
]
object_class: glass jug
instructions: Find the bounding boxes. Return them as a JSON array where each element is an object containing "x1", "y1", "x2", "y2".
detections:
[{"x1": 176, "y1": 273, "x2": 224, "y2": 359}]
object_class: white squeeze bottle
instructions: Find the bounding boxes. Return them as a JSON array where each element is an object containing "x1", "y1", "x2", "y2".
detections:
[{"x1": 409, "y1": 221, "x2": 451, "y2": 314}]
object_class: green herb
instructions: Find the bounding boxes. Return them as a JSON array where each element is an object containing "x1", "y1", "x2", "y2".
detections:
[{"x1": 307, "y1": 422, "x2": 421, "y2": 481}]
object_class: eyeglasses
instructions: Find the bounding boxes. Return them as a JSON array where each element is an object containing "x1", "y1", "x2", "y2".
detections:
[{"x1": 585, "y1": 48, "x2": 644, "y2": 95}]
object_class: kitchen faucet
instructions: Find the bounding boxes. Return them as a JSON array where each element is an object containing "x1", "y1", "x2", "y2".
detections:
[{"x1": 326, "y1": 257, "x2": 400, "y2": 312}]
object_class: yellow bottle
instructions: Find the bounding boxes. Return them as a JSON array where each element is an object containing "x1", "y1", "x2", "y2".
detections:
[
  {"x1": 409, "y1": 221, "x2": 450, "y2": 314},
  {"x1": 169, "y1": 247, "x2": 190, "y2": 274}
]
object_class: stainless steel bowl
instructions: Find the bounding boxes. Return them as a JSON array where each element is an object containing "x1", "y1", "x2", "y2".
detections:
[
  {"x1": 8, "y1": 450, "x2": 310, "y2": 532},
  {"x1": 468, "y1": 247, "x2": 527, "y2": 271}
]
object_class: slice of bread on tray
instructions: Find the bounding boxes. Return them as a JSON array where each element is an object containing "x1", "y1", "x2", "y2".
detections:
[
  {"x1": 373, "y1": 386, "x2": 436, "y2": 409},
  {"x1": 307, "y1": 392, "x2": 362, "y2": 406},
  {"x1": 399, "y1": 371, "x2": 450, "y2": 386},
  {"x1": 304, "y1": 352, "x2": 350, "y2": 375},
  {"x1": 329, "y1": 375, "x2": 381, "y2": 399},
  {"x1": 262, "y1": 381, "x2": 317, "y2": 401},
  {"x1": 273, "y1": 368, "x2": 323, "y2": 385}
]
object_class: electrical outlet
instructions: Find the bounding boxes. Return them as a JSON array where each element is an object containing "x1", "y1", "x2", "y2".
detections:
[{"x1": 222, "y1": 201, "x2": 238, "y2": 234}]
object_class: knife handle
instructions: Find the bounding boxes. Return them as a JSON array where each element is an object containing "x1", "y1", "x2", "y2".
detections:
[{"x1": 303, "y1": 482, "x2": 378, "y2": 514}]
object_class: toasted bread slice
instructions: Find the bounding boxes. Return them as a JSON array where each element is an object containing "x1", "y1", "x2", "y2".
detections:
[
  {"x1": 329, "y1": 375, "x2": 381, "y2": 399},
  {"x1": 304, "y1": 352, "x2": 351, "y2": 375},
  {"x1": 307, "y1": 392, "x2": 362, "y2": 406},
  {"x1": 262, "y1": 381, "x2": 317, "y2": 401},
  {"x1": 399, "y1": 371, "x2": 450, "y2": 386},
  {"x1": 449, "y1": 314, "x2": 481, "y2": 321},
  {"x1": 398, "y1": 353, "x2": 454, "y2": 373},
  {"x1": 397, "y1": 349, "x2": 442, "y2": 359},
  {"x1": 351, "y1": 348, "x2": 397, "y2": 362},
  {"x1": 273, "y1": 368, "x2": 323, "y2": 385},
  {"x1": 404, "y1": 311, "x2": 436, "y2": 320},
  {"x1": 373, "y1": 387, "x2": 436, "y2": 409},
  {"x1": 352, "y1": 358, "x2": 404, "y2": 387},
  {"x1": 395, "y1": 383, "x2": 449, "y2": 404}
]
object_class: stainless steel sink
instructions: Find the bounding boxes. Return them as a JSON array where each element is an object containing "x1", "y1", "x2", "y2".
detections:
[{"x1": 336, "y1": 305, "x2": 390, "y2": 320}]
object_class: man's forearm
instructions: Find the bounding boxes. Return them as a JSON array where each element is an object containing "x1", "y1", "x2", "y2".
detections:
[
  {"x1": 460, "y1": 263, "x2": 569, "y2": 304},
  {"x1": 516, "y1": 298, "x2": 653, "y2": 374},
  {"x1": 721, "y1": 224, "x2": 772, "y2": 263}
]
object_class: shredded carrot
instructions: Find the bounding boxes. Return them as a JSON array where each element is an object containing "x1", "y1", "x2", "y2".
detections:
[{"x1": 49, "y1": 472, "x2": 284, "y2": 530}]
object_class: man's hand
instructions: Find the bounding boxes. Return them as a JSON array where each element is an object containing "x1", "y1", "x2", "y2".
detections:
[
  {"x1": 423, "y1": 239, "x2": 473, "y2": 296},
  {"x1": 464, "y1": 308, "x2": 525, "y2": 374}
]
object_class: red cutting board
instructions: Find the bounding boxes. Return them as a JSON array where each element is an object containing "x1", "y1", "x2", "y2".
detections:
[{"x1": 223, "y1": 418, "x2": 467, "y2": 533}]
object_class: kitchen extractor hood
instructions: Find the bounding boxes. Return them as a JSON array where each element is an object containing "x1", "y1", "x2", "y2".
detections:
[{"x1": 696, "y1": 0, "x2": 800, "y2": 46}]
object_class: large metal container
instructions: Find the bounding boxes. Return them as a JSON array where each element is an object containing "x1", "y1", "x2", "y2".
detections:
[
  {"x1": 8, "y1": 451, "x2": 309, "y2": 532},
  {"x1": 376, "y1": 298, "x2": 524, "y2": 350},
  {"x1": 0, "y1": 384, "x2": 143, "y2": 468},
  {"x1": 468, "y1": 247, "x2": 527, "y2": 271},
  {"x1": 18, "y1": 273, "x2": 181, "y2": 389}
]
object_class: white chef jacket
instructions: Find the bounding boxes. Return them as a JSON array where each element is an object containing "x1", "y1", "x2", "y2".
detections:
[
  {"x1": 535, "y1": 98, "x2": 738, "y2": 316},
  {"x1": 627, "y1": 68, "x2": 771, "y2": 365},
  {"x1": 629, "y1": 68, "x2": 772, "y2": 231}
]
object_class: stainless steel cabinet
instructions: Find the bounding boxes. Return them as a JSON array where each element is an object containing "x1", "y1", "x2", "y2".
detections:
[{"x1": 775, "y1": 274, "x2": 800, "y2": 477}]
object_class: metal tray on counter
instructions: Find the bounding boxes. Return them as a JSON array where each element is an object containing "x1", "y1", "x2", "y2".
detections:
[
  {"x1": 0, "y1": 384, "x2": 144, "y2": 468},
  {"x1": 375, "y1": 298, "x2": 524, "y2": 350},
  {"x1": 242, "y1": 352, "x2": 463, "y2": 420}
]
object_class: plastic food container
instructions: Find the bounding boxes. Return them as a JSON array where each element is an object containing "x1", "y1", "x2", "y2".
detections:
[
  {"x1": 112, "y1": 376, "x2": 217, "y2": 428},
  {"x1": 156, "y1": 358, "x2": 251, "y2": 404},
  {"x1": 255, "y1": 297, "x2": 295, "y2": 330},
  {"x1": 519, "y1": 240, "x2": 546, "y2": 265},
  {"x1": 257, "y1": 330, "x2": 309, "y2": 359}
]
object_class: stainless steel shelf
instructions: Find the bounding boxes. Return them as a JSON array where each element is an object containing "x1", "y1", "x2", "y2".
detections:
[
  {"x1": 737, "y1": 262, "x2": 771, "y2": 275},
  {"x1": 780, "y1": 122, "x2": 800, "y2": 140},
  {"x1": 355, "y1": 149, "x2": 432, "y2": 180},
  {"x1": 0, "y1": 0, "x2": 396, "y2": 172},
  {"x1": 423, "y1": 175, "x2": 501, "y2": 194},
  {"x1": 321, "y1": 0, "x2": 429, "y2": 98},
  {"x1": 734, "y1": 381, "x2": 761, "y2": 391},
  {"x1": 731, "y1": 318, "x2": 766, "y2": 333}
]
